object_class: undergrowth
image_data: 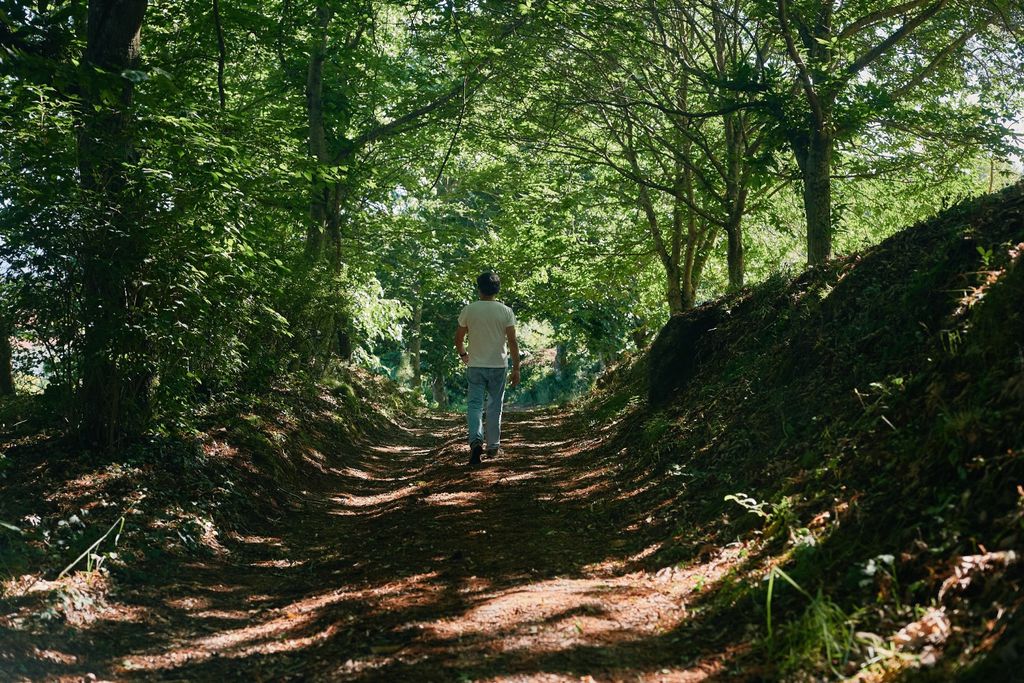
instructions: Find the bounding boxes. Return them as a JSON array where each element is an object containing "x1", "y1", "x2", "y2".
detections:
[
  {"x1": 0, "y1": 367, "x2": 413, "y2": 621},
  {"x1": 583, "y1": 182, "x2": 1024, "y2": 680}
]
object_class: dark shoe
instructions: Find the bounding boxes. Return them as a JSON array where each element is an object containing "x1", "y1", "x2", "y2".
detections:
[
  {"x1": 468, "y1": 442, "x2": 483, "y2": 466},
  {"x1": 486, "y1": 447, "x2": 501, "y2": 459}
]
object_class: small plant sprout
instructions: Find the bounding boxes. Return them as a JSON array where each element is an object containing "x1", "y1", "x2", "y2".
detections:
[
  {"x1": 977, "y1": 244, "x2": 994, "y2": 269},
  {"x1": 724, "y1": 492, "x2": 771, "y2": 519}
]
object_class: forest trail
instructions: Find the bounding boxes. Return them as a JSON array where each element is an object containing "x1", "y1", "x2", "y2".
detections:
[{"x1": 20, "y1": 410, "x2": 748, "y2": 682}]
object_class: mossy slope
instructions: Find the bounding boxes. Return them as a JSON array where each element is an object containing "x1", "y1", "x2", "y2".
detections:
[{"x1": 597, "y1": 183, "x2": 1024, "y2": 679}]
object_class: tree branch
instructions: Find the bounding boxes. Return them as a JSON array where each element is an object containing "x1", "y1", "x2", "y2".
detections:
[
  {"x1": 345, "y1": 15, "x2": 528, "y2": 156},
  {"x1": 430, "y1": 77, "x2": 468, "y2": 190},
  {"x1": 845, "y1": 0, "x2": 948, "y2": 77},
  {"x1": 886, "y1": 24, "x2": 979, "y2": 102},
  {"x1": 777, "y1": 0, "x2": 823, "y2": 121},
  {"x1": 837, "y1": 0, "x2": 930, "y2": 41}
]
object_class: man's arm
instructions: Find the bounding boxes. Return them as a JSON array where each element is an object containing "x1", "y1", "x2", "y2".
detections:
[
  {"x1": 506, "y1": 325, "x2": 520, "y2": 387},
  {"x1": 455, "y1": 325, "x2": 469, "y2": 365}
]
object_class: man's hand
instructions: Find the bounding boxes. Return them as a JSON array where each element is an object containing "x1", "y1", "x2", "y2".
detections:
[
  {"x1": 506, "y1": 325, "x2": 520, "y2": 388},
  {"x1": 455, "y1": 326, "x2": 469, "y2": 366}
]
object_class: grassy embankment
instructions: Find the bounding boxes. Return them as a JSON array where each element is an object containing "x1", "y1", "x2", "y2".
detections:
[{"x1": 579, "y1": 182, "x2": 1024, "y2": 679}]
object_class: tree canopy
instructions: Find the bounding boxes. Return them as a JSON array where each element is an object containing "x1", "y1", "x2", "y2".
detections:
[{"x1": 1, "y1": 0, "x2": 1021, "y2": 447}]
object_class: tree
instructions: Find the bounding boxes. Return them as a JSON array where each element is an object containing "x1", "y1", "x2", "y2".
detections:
[
  {"x1": 1, "y1": 0, "x2": 1019, "y2": 435},
  {"x1": 0, "y1": 318, "x2": 13, "y2": 397},
  {"x1": 763, "y1": 0, "x2": 1012, "y2": 264},
  {"x1": 512, "y1": 1, "x2": 770, "y2": 312},
  {"x1": 290, "y1": 1, "x2": 525, "y2": 369},
  {"x1": 696, "y1": 0, "x2": 772, "y2": 290},
  {"x1": 76, "y1": 0, "x2": 150, "y2": 449}
]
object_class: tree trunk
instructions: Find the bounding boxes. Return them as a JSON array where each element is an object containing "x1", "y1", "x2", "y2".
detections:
[
  {"x1": 797, "y1": 124, "x2": 834, "y2": 265},
  {"x1": 409, "y1": 300, "x2": 422, "y2": 386},
  {"x1": 77, "y1": 0, "x2": 149, "y2": 451},
  {"x1": 554, "y1": 343, "x2": 566, "y2": 380},
  {"x1": 722, "y1": 107, "x2": 747, "y2": 290},
  {"x1": 626, "y1": 125, "x2": 687, "y2": 318},
  {"x1": 665, "y1": 266, "x2": 686, "y2": 315},
  {"x1": 335, "y1": 313, "x2": 352, "y2": 361},
  {"x1": 304, "y1": 4, "x2": 331, "y2": 261},
  {"x1": 726, "y1": 213, "x2": 744, "y2": 290},
  {"x1": 691, "y1": 224, "x2": 719, "y2": 303},
  {"x1": 326, "y1": 182, "x2": 344, "y2": 270},
  {"x1": 431, "y1": 374, "x2": 448, "y2": 409},
  {"x1": 0, "y1": 320, "x2": 14, "y2": 397}
]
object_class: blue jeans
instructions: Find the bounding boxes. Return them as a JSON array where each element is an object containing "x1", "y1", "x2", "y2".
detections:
[{"x1": 466, "y1": 366, "x2": 507, "y2": 450}]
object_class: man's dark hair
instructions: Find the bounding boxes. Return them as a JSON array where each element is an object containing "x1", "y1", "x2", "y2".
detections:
[{"x1": 476, "y1": 271, "x2": 500, "y2": 296}]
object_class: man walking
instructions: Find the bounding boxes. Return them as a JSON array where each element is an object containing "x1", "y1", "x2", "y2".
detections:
[{"x1": 455, "y1": 271, "x2": 520, "y2": 466}]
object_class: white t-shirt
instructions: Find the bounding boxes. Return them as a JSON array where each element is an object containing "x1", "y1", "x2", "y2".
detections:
[{"x1": 458, "y1": 300, "x2": 516, "y2": 368}]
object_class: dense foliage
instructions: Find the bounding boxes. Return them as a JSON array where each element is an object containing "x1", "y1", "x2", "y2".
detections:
[{"x1": 1, "y1": 0, "x2": 1021, "y2": 447}]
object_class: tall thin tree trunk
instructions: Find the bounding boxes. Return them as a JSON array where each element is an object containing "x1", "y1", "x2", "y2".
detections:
[
  {"x1": 692, "y1": 224, "x2": 720, "y2": 292},
  {"x1": 304, "y1": 4, "x2": 331, "y2": 261},
  {"x1": 722, "y1": 108, "x2": 747, "y2": 290},
  {"x1": 77, "y1": 0, "x2": 149, "y2": 450},
  {"x1": 335, "y1": 313, "x2": 352, "y2": 361},
  {"x1": 554, "y1": 343, "x2": 566, "y2": 380},
  {"x1": 680, "y1": 177, "x2": 698, "y2": 310},
  {"x1": 0, "y1": 320, "x2": 14, "y2": 397},
  {"x1": 672, "y1": 32, "x2": 697, "y2": 313},
  {"x1": 304, "y1": 5, "x2": 357, "y2": 373},
  {"x1": 409, "y1": 299, "x2": 422, "y2": 386},
  {"x1": 726, "y1": 213, "x2": 744, "y2": 290},
  {"x1": 431, "y1": 374, "x2": 448, "y2": 409},
  {"x1": 798, "y1": 124, "x2": 833, "y2": 265}
]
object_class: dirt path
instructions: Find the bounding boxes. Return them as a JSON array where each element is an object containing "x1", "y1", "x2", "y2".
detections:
[{"x1": 8, "y1": 410, "x2": 751, "y2": 682}]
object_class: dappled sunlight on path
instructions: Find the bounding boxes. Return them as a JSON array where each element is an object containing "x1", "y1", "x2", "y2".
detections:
[{"x1": 8, "y1": 410, "x2": 755, "y2": 681}]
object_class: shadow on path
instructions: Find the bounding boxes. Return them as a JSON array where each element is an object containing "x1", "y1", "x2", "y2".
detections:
[{"x1": 6, "y1": 410, "x2": 758, "y2": 682}]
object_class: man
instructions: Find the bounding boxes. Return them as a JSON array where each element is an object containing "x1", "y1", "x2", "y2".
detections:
[{"x1": 455, "y1": 271, "x2": 520, "y2": 466}]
